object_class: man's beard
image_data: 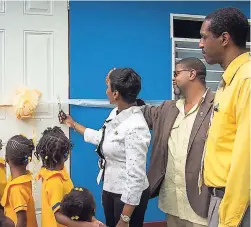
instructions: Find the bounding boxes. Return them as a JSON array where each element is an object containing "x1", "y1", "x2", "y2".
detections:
[{"x1": 174, "y1": 86, "x2": 185, "y2": 100}]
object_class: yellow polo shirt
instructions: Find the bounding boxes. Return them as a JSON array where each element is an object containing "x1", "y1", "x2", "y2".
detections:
[
  {"x1": 1, "y1": 172, "x2": 38, "y2": 227},
  {"x1": 204, "y1": 52, "x2": 250, "y2": 227},
  {"x1": 36, "y1": 167, "x2": 74, "y2": 227},
  {"x1": 0, "y1": 158, "x2": 6, "y2": 200}
]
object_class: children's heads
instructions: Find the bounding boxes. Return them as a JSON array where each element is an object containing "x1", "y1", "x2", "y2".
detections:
[
  {"x1": 60, "y1": 187, "x2": 96, "y2": 222},
  {"x1": 35, "y1": 126, "x2": 73, "y2": 169},
  {"x1": 6, "y1": 135, "x2": 34, "y2": 167}
]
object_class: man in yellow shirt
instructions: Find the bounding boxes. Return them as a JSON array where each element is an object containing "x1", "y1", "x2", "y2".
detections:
[{"x1": 200, "y1": 7, "x2": 250, "y2": 227}]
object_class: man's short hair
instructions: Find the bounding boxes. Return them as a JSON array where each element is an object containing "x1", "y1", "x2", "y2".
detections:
[
  {"x1": 205, "y1": 7, "x2": 249, "y2": 48},
  {"x1": 176, "y1": 57, "x2": 207, "y2": 86}
]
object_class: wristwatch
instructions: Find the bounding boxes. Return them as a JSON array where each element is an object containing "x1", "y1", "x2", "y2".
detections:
[{"x1": 120, "y1": 214, "x2": 130, "y2": 223}]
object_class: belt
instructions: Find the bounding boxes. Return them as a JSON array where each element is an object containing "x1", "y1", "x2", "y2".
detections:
[{"x1": 209, "y1": 187, "x2": 225, "y2": 199}]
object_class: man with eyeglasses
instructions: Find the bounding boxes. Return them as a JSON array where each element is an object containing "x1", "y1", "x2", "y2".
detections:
[{"x1": 142, "y1": 57, "x2": 214, "y2": 227}]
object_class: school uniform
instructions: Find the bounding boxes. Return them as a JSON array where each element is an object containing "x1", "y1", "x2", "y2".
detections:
[
  {"x1": 36, "y1": 167, "x2": 74, "y2": 227},
  {"x1": 1, "y1": 171, "x2": 38, "y2": 227},
  {"x1": 0, "y1": 158, "x2": 6, "y2": 200},
  {"x1": 84, "y1": 106, "x2": 151, "y2": 227}
]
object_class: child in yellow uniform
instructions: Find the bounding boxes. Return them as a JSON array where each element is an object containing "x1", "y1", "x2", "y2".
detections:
[
  {"x1": 60, "y1": 187, "x2": 96, "y2": 222},
  {"x1": 0, "y1": 135, "x2": 38, "y2": 227},
  {"x1": 0, "y1": 139, "x2": 7, "y2": 200},
  {"x1": 35, "y1": 126, "x2": 102, "y2": 227}
]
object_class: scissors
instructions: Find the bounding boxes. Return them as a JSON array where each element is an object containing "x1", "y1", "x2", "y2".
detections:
[{"x1": 57, "y1": 95, "x2": 67, "y2": 124}]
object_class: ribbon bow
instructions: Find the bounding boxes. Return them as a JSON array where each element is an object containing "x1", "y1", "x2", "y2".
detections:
[
  {"x1": 25, "y1": 156, "x2": 32, "y2": 163},
  {"x1": 74, "y1": 187, "x2": 83, "y2": 191},
  {"x1": 13, "y1": 88, "x2": 42, "y2": 119},
  {"x1": 71, "y1": 216, "x2": 79, "y2": 220}
]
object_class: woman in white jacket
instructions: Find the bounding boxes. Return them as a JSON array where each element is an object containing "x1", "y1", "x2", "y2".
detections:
[{"x1": 63, "y1": 68, "x2": 151, "y2": 227}]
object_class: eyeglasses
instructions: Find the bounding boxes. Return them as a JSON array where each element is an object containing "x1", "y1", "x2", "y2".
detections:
[{"x1": 173, "y1": 69, "x2": 192, "y2": 78}]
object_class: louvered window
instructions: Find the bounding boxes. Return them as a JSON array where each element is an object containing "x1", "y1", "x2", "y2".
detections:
[{"x1": 171, "y1": 14, "x2": 250, "y2": 93}]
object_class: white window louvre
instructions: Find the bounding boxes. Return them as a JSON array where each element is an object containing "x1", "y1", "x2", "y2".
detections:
[{"x1": 174, "y1": 38, "x2": 250, "y2": 93}]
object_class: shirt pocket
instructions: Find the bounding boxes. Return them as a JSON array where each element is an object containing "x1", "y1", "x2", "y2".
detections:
[
  {"x1": 211, "y1": 107, "x2": 235, "y2": 143},
  {"x1": 109, "y1": 131, "x2": 124, "y2": 148},
  {"x1": 172, "y1": 118, "x2": 181, "y2": 130},
  {"x1": 104, "y1": 131, "x2": 125, "y2": 159}
]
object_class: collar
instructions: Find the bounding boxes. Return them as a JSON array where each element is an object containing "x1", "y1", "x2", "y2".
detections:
[
  {"x1": 222, "y1": 52, "x2": 250, "y2": 86},
  {"x1": 105, "y1": 106, "x2": 141, "y2": 131},
  {"x1": 1, "y1": 171, "x2": 32, "y2": 206},
  {"x1": 7, "y1": 171, "x2": 32, "y2": 185},
  {"x1": 0, "y1": 158, "x2": 5, "y2": 166},
  {"x1": 111, "y1": 106, "x2": 141, "y2": 118},
  {"x1": 176, "y1": 88, "x2": 209, "y2": 111},
  {"x1": 36, "y1": 167, "x2": 69, "y2": 181}
]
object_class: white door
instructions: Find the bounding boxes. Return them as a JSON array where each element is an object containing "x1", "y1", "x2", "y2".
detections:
[{"x1": 0, "y1": 0, "x2": 69, "y2": 225}]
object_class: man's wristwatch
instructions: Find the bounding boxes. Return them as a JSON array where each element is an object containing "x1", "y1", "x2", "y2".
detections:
[{"x1": 120, "y1": 214, "x2": 130, "y2": 223}]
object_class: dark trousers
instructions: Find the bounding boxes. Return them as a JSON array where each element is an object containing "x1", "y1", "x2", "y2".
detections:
[{"x1": 102, "y1": 188, "x2": 150, "y2": 227}]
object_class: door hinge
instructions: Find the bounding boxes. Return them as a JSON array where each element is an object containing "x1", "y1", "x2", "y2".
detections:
[{"x1": 67, "y1": 0, "x2": 70, "y2": 10}]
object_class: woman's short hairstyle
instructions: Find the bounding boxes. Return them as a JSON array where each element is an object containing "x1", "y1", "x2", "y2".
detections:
[{"x1": 109, "y1": 68, "x2": 142, "y2": 104}]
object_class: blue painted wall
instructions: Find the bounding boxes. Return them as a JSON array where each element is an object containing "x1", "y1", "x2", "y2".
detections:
[{"x1": 69, "y1": 1, "x2": 250, "y2": 223}]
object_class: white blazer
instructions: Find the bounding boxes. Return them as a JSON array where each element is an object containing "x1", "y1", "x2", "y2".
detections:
[{"x1": 84, "y1": 106, "x2": 151, "y2": 205}]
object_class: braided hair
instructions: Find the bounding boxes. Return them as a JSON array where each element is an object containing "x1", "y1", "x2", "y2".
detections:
[
  {"x1": 6, "y1": 135, "x2": 35, "y2": 166},
  {"x1": 60, "y1": 187, "x2": 96, "y2": 222},
  {"x1": 35, "y1": 126, "x2": 73, "y2": 170}
]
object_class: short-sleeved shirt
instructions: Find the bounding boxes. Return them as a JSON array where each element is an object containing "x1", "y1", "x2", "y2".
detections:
[
  {"x1": 1, "y1": 172, "x2": 38, "y2": 227},
  {"x1": 0, "y1": 158, "x2": 6, "y2": 200},
  {"x1": 36, "y1": 167, "x2": 74, "y2": 227}
]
